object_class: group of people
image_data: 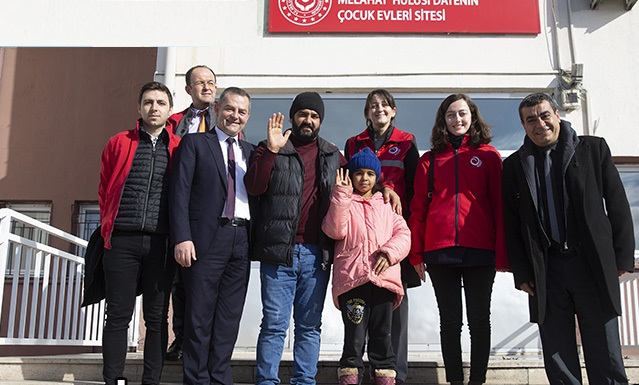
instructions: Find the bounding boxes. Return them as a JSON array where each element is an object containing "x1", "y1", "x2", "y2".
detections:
[{"x1": 96, "y1": 64, "x2": 635, "y2": 385}]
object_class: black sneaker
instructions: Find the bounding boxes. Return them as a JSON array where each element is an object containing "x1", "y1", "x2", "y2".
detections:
[{"x1": 166, "y1": 337, "x2": 183, "y2": 361}]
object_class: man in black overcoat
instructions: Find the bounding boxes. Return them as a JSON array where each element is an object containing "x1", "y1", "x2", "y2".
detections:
[{"x1": 502, "y1": 92, "x2": 635, "y2": 385}]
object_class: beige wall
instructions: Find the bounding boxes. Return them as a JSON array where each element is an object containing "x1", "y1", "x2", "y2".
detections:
[{"x1": 0, "y1": 48, "x2": 157, "y2": 234}]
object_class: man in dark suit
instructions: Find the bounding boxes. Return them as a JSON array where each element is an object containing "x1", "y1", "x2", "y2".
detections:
[
  {"x1": 166, "y1": 64, "x2": 218, "y2": 361},
  {"x1": 502, "y1": 92, "x2": 635, "y2": 385},
  {"x1": 169, "y1": 86, "x2": 255, "y2": 385}
]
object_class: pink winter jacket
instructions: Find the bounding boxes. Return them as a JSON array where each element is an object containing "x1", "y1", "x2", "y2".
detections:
[{"x1": 322, "y1": 184, "x2": 411, "y2": 310}]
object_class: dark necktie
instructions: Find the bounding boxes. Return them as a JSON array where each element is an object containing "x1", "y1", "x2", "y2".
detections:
[
  {"x1": 544, "y1": 148, "x2": 560, "y2": 242},
  {"x1": 225, "y1": 137, "x2": 236, "y2": 219},
  {"x1": 197, "y1": 110, "x2": 208, "y2": 132}
]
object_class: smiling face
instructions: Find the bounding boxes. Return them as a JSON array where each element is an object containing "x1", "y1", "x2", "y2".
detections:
[
  {"x1": 520, "y1": 100, "x2": 561, "y2": 148},
  {"x1": 185, "y1": 67, "x2": 217, "y2": 110},
  {"x1": 291, "y1": 109, "x2": 321, "y2": 142},
  {"x1": 351, "y1": 168, "x2": 377, "y2": 198},
  {"x1": 213, "y1": 93, "x2": 250, "y2": 137},
  {"x1": 138, "y1": 89, "x2": 172, "y2": 133},
  {"x1": 366, "y1": 94, "x2": 397, "y2": 133},
  {"x1": 444, "y1": 99, "x2": 472, "y2": 137}
]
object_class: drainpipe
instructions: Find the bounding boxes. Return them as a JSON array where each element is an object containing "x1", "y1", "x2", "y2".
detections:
[
  {"x1": 564, "y1": 0, "x2": 591, "y2": 135},
  {"x1": 156, "y1": 47, "x2": 177, "y2": 95}
]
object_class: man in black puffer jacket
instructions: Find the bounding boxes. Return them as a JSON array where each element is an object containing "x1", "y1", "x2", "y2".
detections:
[{"x1": 98, "y1": 82, "x2": 180, "y2": 385}]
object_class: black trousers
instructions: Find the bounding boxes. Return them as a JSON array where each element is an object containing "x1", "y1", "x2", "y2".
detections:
[
  {"x1": 427, "y1": 264, "x2": 496, "y2": 383},
  {"x1": 170, "y1": 267, "x2": 185, "y2": 340},
  {"x1": 182, "y1": 224, "x2": 250, "y2": 385},
  {"x1": 102, "y1": 232, "x2": 176, "y2": 385},
  {"x1": 539, "y1": 251, "x2": 628, "y2": 385},
  {"x1": 391, "y1": 284, "x2": 409, "y2": 382},
  {"x1": 339, "y1": 282, "x2": 396, "y2": 378}
]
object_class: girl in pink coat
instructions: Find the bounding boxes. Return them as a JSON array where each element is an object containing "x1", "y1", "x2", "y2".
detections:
[{"x1": 322, "y1": 148, "x2": 411, "y2": 385}]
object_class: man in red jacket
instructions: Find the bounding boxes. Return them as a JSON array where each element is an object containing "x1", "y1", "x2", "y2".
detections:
[{"x1": 98, "y1": 81, "x2": 180, "y2": 385}]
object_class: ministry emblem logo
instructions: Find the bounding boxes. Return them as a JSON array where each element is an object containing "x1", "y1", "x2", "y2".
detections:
[{"x1": 278, "y1": 0, "x2": 332, "y2": 26}]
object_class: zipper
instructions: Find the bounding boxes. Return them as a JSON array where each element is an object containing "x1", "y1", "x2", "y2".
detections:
[
  {"x1": 454, "y1": 148, "x2": 459, "y2": 245},
  {"x1": 141, "y1": 142, "x2": 156, "y2": 230}
]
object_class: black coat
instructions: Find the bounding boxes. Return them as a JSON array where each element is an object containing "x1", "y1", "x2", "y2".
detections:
[
  {"x1": 502, "y1": 121, "x2": 635, "y2": 324},
  {"x1": 82, "y1": 225, "x2": 143, "y2": 306},
  {"x1": 81, "y1": 226, "x2": 105, "y2": 307}
]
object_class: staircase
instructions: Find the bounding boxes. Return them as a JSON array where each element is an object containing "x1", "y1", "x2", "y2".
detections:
[{"x1": 1, "y1": 351, "x2": 638, "y2": 384}]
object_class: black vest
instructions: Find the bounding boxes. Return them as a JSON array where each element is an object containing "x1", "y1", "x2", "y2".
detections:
[
  {"x1": 114, "y1": 131, "x2": 170, "y2": 234},
  {"x1": 251, "y1": 137, "x2": 341, "y2": 269}
]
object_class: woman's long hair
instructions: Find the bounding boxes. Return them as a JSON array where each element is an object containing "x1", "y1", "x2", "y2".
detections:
[{"x1": 430, "y1": 94, "x2": 492, "y2": 153}]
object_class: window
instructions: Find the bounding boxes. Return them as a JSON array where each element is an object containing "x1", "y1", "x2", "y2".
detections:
[
  {"x1": 243, "y1": 93, "x2": 638, "y2": 253},
  {"x1": 618, "y1": 166, "x2": 639, "y2": 252},
  {"x1": 243, "y1": 93, "x2": 526, "y2": 155},
  {"x1": 72, "y1": 201, "x2": 100, "y2": 256},
  {"x1": 1, "y1": 202, "x2": 52, "y2": 275},
  {"x1": 73, "y1": 202, "x2": 100, "y2": 241}
]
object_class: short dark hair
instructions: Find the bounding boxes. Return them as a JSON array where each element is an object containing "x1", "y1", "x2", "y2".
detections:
[
  {"x1": 364, "y1": 89, "x2": 397, "y2": 127},
  {"x1": 138, "y1": 81, "x2": 173, "y2": 108},
  {"x1": 185, "y1": 65, "x2": 217, "y2": 86},
  {"x1": 218, "y1": 87, "x2": 251, "y2": 108},
  {"x1": 431, "y1": 94, "x2": 492, "y2": 152},
  {"x1": 518, "y1": 92, "x2": 560, "y2": 122}
]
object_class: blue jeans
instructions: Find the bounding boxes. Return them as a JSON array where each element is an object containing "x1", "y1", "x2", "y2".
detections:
[{"x1": 255, "y1": 243, "x2": 330, "y2": 385}]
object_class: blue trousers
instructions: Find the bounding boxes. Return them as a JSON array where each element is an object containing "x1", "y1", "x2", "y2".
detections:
[{"x1": 255, "y1": 243, "x2": 330, "y2": 385}]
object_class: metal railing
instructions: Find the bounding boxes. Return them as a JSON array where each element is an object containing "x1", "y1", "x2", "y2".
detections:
[
  {"x1": 0, "y1": 208, "x2": 140, "y2": 348},
  {"x1": 620, "y1": 257, "x2": 639, "y2": 349},
  {"x1": 0, "y1": 207, "x2": 637, "y2": 355}
]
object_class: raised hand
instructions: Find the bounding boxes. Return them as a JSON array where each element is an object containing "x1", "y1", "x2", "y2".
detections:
[
  {"x1": 335, "y1": 168, "x2": 351, "y2": 187},
  {"x1": 266, "y1": 112, "x2": 290, "y2": 153}
]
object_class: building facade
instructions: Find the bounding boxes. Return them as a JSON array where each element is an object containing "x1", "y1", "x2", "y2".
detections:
[{"x1": 0, "y1": 0, "x2": 637, "y2": 356}]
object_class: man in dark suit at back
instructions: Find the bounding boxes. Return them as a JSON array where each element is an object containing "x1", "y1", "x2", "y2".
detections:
[
  {"x1": 169, "y1": 65, "x2": 217, "y2": 137},
  {"x1": 169, "y1": 86, "x2": 255, "y2": 385},
  {"x1": 502, "y1": 92, "x2": 634, "y2": 385}
]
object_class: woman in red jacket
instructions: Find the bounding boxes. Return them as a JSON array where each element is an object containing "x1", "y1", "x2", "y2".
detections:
[{"x1": 408, "y1": 94, "x2": 508, "y2": 385}]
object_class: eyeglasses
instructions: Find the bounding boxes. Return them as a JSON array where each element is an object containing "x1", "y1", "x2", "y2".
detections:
[{"x1": 191, "y1": 80, "x2": 216, "y2": 88}]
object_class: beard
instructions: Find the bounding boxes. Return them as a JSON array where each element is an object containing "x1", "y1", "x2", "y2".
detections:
[{"x1": 291, "y1": 120, "x2": 320, "y2": 142}]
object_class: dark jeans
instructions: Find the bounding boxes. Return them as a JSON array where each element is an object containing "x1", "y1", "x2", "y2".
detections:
[
  {"x1": 539, "y1": 251, "x2": 628, "y2": 385},
  {"x1": 339, "y1": 282, "x2": 396, "y2": 379},
  {"x1": 427, "y1": 264, "x2": 496, "y2": 383},
  {"x1": 102, "y1": 232, "x2": 176, "y2": 385}
]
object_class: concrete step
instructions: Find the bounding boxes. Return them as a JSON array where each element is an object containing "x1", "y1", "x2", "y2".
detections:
[{"x1": 1, "y1": 352, "x2": 638, "y2": 385}]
